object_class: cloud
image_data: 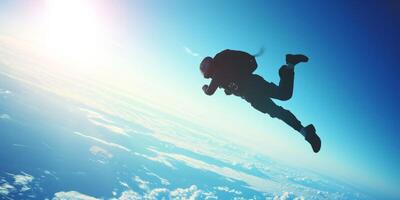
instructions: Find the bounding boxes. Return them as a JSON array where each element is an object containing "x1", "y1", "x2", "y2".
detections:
[
  {"x1": 202, "y1": 191, "x2": 218, "y2": 200},
  {"x1": 119, "y1": 181, "x2": 130, "y2": 189},
  {"x1": 80, "y1": 108, "x2": 129, "y2": 136},
  {"x1": 54, "y1": 185, "x2": 203, "y2": 200},
  {"x1": 0, "y1": 172, "x2": 35, "y2": 197},
  {"x1": 89, "y1": 146, "x2": 113, "y2": 158},
  {"x1": 119, "y1": 185, "x2": 202, "y2": 200},
  {"x1": 133, "y1": 176, "x2": 149, "y2": 191},
  {"x1": 0, "y1": 183, "x2": 15, "y2": 196},
  {"x1": 12, "y1": 172, "x2": 34, "y2": 192},
  {"x1": 117, "y1": 190, "x2": 142, "y2": 200},
  {"x1": 52, "y1": 191, "x2": 99, "y2": 200},
  {"x1": 147, "y1": 149, "x2": 281, "y2": 193},
  {"x1": 88, "y1": 119, "x2": 128, "y2": 136},
  {"x1": 73, "y1": 131, "x2": 131, "y2": 152},
  {"x1": 0, "y1": 114, "x2": 11, "y2": 120},
  {"x1": 184, "y1": 46, "x2": 200, "y2": 57},
  {"x1": 43, "y1": 170, "x2": 59, "y2": 180},
  {"x1": 80, "y1": 108, "x2": 114, "y2": 124},
  {"x1": 273, "y1": 191, "x2": 303, "y2": 200},
  {"x1": 133, "y1": 152, "x2": 175, "y2": 169},
  {"x1": 143, "y1": 188, "x2": 169, "y2": 199},
  {"x1": 145, "y1": 172, "x2": 170, "y2": 186},
  {"x1": 214, "y1": 186, "x2": 242, "y2": 195},
  {"x1": 170, "y1": 185, "x2": 201, "y2": 200}
]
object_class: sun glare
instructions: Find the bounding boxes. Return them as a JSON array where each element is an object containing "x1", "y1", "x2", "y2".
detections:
[{"x1": 38, "y1": 0, "x2": 112, "y2": 68}]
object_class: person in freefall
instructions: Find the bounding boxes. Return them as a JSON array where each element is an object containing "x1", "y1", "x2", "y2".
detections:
[{"x1": 200, "y1": 49, "x2": 321, "y2": 153}]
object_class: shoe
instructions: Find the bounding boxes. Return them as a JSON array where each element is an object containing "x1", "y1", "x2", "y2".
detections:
[
  {"x1": 286, "y1": 54, "x2": 309, "y2": 65},
  {"x1": 304, "y1": 124, "x2": 321, "y2": 153}
]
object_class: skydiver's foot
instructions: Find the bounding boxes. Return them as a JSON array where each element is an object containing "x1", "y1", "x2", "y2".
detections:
[
  {"x1": 286, "y1": 54, "x2": 309, "y2": 65},
  {"x1": 303, "y1": 124, "x2": 321, "y2": 153}
]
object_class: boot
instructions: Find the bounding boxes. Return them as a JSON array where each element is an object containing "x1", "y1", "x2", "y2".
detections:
[
  {"x1": 286, "y1": 54, "x2": 309, "y2": 65},
  {"x1": 303, "y1": 124, "x2": 321, "y2": 153}
]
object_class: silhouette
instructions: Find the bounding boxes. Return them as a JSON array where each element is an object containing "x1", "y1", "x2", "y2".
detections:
[{"x1": 200, "y1": 49, "x2": 321, "y2": 153}]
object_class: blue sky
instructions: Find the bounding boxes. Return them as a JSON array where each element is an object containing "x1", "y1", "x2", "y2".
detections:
[
  {"x1": 119, "y1": 1, "x2": 400, "y2": 193},
  {"x1": 0, "y1": 0, "x2": 399, "y2": 198}
]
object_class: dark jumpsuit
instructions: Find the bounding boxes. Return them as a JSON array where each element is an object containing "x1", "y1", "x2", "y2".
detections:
[{"x1": 204, "y1": 53, "x2": 303, "y2": 132}]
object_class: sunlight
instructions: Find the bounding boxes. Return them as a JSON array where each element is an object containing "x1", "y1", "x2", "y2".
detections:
[{"x1": 38, "y1": 0, "x2": 111, "y2": 69}]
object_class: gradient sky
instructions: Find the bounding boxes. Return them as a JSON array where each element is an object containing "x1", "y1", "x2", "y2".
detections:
[{"x1": 0, "y1": 0, "x2": 399, "y2": 198}]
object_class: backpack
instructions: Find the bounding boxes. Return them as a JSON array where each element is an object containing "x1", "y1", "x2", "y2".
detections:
[{"x1": 213, "y1": 49, "x2": 258, "y2": 82}]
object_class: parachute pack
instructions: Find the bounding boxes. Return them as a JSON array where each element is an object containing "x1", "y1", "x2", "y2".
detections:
[{"x1": 213, "y1": 49, "x2": 258, "y2": 81}]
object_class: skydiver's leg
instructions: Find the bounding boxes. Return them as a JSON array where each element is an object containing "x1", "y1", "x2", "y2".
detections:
[
  {"x1": 249, "y1": 97, "x2": 303, "y2": 132},
  {"x1": 244, "y1": 91, "x2": 321, "y2": 153},
  {"x1": 247, "y1": 97, "x2": 321, "y2": 153},
  {"x1": 267, "y1": 65, "x2": 295, "y2": 101},
  {"x1": 242, "y1": 74, "x2": 290, "y2": 100},
  {"x1": 268, "y1": 54, "x2": 309, "y2": 101}
]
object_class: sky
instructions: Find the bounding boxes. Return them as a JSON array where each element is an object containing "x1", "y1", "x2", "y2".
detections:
[{"x1": 0, "y1": 0, "x2": 399, "y2": 198}]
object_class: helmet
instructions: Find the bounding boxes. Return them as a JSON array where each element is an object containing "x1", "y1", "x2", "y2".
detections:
[{"x1": 200, "y1": 56, "x2": 213, "y2": 78}]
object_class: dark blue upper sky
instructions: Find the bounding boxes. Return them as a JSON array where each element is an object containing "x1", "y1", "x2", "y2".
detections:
[{"x1": 131, "y1": 1, "x2": 400, "y2": 192}]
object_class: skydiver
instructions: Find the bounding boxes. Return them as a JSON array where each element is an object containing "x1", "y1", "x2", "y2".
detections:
[{"x1": 200, "y1": 49, "x2": 321, "y2": 153}]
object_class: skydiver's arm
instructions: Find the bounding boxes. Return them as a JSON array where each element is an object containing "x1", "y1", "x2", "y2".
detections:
[{"x1": 202, "y1": 78, "x2": 219, "y2": 96}]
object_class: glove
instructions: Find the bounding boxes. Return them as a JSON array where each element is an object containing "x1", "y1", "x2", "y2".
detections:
[
  {"x1": 224, "y1": 89, "x2": 233, "y2": 95},
  {"x1": 202, "y1": 85, "x2": 208, "y2": 93}
]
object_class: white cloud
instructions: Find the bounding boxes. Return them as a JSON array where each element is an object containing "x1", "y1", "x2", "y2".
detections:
[
  {"x1": 214, "y1": 186, "x2": 242, "y2": 195},
  {"x1": 145, "y1": 172, "x2": 170, "y2": 186},
  {"x1": 119, "y1": 181, "x2": 130, "y2": 189},
  {"x1": 133, "y1": 152, "x2": 175, "y2": 169},
  {"x1": 144, "y1": 188, "x2": 169, "y2": 199},
  {"x1": 88, "y1": 119, "x2": 128, "y2": 136},
  {"x1": 138, "y1": 185, "x2": 202, "y2": 200},
  {"x1": 273, "y1": 191, "x2": 303, "y2": 200},
  {"x1": 80, "y1": 108, "x2": 129, "y2": 136},
  {"x1": 73, "y1": 131, "x2": 131, "y2": 152},
  {"x1": 202, "y1": 191, "x2": 218, "y2": 200},
  {"x1": 0, "y1": 172, "x2": 35, "y2": 196},
  {"x1": 0, "y1": 114, "x2": 11, "y2": 120},
  {"x1": 117, "y1": 190, "x2": 141, "y2": 200},
  {"x1": 147, "y1": 149, "x2": 281, "y2": 194},
  {"x1": 184, "y1": 46, "x2": 199, "y2": 57},
  {"x1": 133, "y1": 176, "x2": 149, "y2": 191},
  {"x1": 52, "y1": 191, "x2": 99, "y2": 200},
  {"x1": 0, "y1": 183, "x2": 15, "y2": 196},
  {"x1": 170, "y1": 185, "x2": 201, "y2": 200},
  {"x1": 13, "y1": 172, "x2": 34, "y2": 192},
  {"x1": 43, "y1": 170, "x2": 59, "y2": 180},
  {"x1": 90, "y1": 146, "x2": 113, "y2": 158}
]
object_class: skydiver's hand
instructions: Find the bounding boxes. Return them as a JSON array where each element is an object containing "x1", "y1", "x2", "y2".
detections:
[
  {"x1": 224, "y1": 89, "x2": 233, "y2": 95},
  {"x1": 202, "y1": 85, "x2": 209, "y2": 93}
]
